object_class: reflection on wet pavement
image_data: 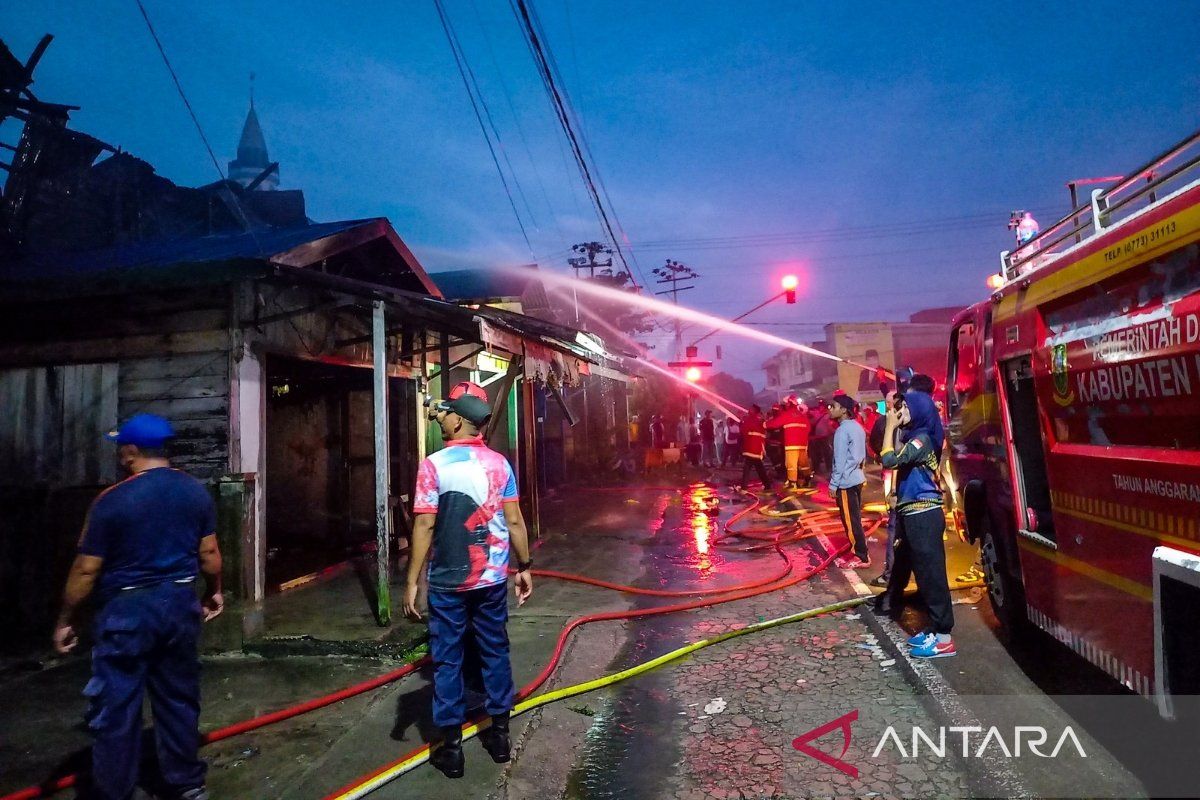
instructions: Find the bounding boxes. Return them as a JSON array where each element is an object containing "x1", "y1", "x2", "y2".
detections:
[{"x1": 566, "y1": 483, "x2": 813, "y2": 799}]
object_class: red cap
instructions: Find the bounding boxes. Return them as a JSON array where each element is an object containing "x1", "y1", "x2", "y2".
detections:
[{"x1": 448, "y1": 381, "x2": 488, "y2": 402}]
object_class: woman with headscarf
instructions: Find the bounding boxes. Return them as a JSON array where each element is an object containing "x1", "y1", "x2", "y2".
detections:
[{"x1": 873, "y1": 379, "x2": 956, "y2": 659}]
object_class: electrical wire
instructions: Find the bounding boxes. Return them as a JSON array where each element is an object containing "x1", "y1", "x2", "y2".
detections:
[
  {"x1": 439, "y1": 0, "x2": 540, "y2": 233},
  {"x1": 133, "y1": 0, "x2": 264, "y2": 253},
  {"x1": 467, "y1": 0, "x2": 566, "y2": 245},
  {"x1": 509, "y1": 0, "x2": 648, "y2": 288},
  {"x1": 520, "y1": 0, "x2": 648, "y2": 285},
  {"x1": 432, "y1": 0, "x2": 536, "y2": 259},
  {"x1": 532, "y1": 206, "x2": 1061, "y2": 263},
  {"x1": 133, "y1": 0, "x2": 225, "y2": 184}
]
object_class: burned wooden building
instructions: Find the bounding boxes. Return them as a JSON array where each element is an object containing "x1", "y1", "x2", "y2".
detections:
[{"x1": 0, "y1": 36, "x2": 618, "y2": 651}]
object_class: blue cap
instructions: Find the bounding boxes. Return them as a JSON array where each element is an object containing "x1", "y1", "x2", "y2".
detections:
[{"x1": 106, "y1": 413, "x2": 175, "y2": 448}]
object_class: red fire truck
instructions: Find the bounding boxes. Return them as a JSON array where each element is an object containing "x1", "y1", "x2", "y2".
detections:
[{"x1": 945, "y1": 129, "x2": 1200, "y2": 717}]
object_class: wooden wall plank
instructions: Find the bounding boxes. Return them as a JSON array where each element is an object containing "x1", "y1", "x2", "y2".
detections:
[
  {"x1": 0, "y1": 330, "x2": 229, "y2": 366},
  {"x1": 60, "y1": 364, "x2": 119, "y2": 485}
]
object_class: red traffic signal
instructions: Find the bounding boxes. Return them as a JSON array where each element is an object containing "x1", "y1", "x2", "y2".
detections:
[
  {"x1": 685, "y1": 366, "x2": 702, "y2": 383},
  {"x1": 781, "y1": 274, "x2": 798, "y2": 304}
]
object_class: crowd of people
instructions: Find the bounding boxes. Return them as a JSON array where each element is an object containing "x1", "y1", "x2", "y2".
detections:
[{"x1": 635, "y1": 373, "x2": 957, "y2": 660}]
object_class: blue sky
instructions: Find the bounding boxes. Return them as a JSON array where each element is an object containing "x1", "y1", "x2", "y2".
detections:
[{"x1": 7, "y1": 1, "x2": 1200, "y2": 383}]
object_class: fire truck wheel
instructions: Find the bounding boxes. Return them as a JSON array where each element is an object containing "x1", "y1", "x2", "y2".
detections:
[{"x1": 980, "y1": 519, "x2": 1027, "y2": 637}]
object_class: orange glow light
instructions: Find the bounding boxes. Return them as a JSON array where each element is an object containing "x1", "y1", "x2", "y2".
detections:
[
  {"x1": 685, "y1": 366, "x2": 702, "y2": 382},
  {"x1": 781, "y1": 274, "x2": 799, "y2": 291},
  {"x1": 987, "y1": 273, "x2": 1005, "y2": 290}
]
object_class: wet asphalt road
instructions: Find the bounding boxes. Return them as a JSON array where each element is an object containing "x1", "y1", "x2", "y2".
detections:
[{"x1": 2, "y1": 473, "x2": 1193, "y2": 798}]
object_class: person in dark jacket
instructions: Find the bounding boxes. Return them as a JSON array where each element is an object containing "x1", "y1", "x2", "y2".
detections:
[
  {"x1": 807, "y1": 400, "x2": 833, "y2": 477},
  {"x1": 874, "y1": 383, "x2": 956, "y2": 658},
  {"x1": 699, "y1": 410, "x2": 718, "y2": 467},
  {"x1": 738, "y1": 405, "x2": 773, "y2": 492}
]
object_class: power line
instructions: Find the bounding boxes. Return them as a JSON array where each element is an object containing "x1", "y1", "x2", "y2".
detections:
[
  {"x1": 521, "y1": 0, "x2": 647, "y2": 283},
  {"x1": 509, "y1": 0, "x2": 649, "y2": 288},
  {"x1": 468, "y1": 0, "x2": 565, "y2": 245},
  {"x1": 533, "y1": 206, "x2": 1063, "y2": 262},
  {"x1": 134, "y1": 0, "x2": 226, "y2": 183},
  {"x1": 441, "y1": 2, "x2": 539, "y2": 232},
  {"x1": 433, "y1": 0, "x2": 536, "y2": 258}
]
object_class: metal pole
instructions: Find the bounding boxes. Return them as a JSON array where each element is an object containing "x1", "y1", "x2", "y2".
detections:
[
  {"x1": 691, "y1": 290, "x2": 785, "y2": 347},
  {"x1": 372, "y1": 301, "x2": 392, "y2": 625},
  {"x1": 440, "y1": 331, "x2": 452, "y2": 398},
  {"x1": 521, "y1": 377, "x2": 540, "y2": 538},
  {"x1": 1069, "y1": 182, "x2": 1080, "y2": 244}
]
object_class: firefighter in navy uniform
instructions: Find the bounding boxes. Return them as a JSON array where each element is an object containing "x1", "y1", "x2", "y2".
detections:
[{"x1": 53, "y1": 414, "x2": 223, "y2": 800}]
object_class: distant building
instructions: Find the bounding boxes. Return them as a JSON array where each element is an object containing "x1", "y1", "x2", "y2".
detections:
[
  {"x1": 759, "y1": 344, "x2": 837, "y2": 406},
  {"x1": 891, "y1": 306, "x2": 963, "y2": 390},
  {"x1": 228, "y1": 99, "x2": 279, "y2": 190},
  {"x1": 757, "y1": 306, "x2": 965, "y2": 404}
]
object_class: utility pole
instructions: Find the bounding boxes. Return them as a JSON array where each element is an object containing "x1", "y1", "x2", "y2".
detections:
[
  {"x1": 654, "y1": 259, "x2": 701, "y2": 427},
  {"x1": 652, "y1": 259, "x2": 699, "y2": 362},
  {"x1": 567, "y1": 242, "x2": 614, "y2": 472},
  {"x1": 568, "y1": 241, "x2": 613, "y2": 326}
]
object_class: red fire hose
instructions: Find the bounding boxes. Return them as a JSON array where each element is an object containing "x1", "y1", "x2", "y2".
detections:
[
  {"x1": 322, "y1": 522, "x2": 850, "y2": 798},
  {"x1": 3, "y1": 489, "x2": 875, "y2": 800}
]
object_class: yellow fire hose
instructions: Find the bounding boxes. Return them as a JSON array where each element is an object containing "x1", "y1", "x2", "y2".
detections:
[{"x1": 326, "y1": 594, "x2": 869, "y2": 799}]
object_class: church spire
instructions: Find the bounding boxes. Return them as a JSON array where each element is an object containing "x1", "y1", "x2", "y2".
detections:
[{"x1": 228, "y1": 73, "x2": 278, "y2": 190}]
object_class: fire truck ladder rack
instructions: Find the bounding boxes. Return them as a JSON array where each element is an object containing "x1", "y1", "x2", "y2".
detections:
[{"x1": 1002, "y1": 127, "x2": 1200, "y2": 282}]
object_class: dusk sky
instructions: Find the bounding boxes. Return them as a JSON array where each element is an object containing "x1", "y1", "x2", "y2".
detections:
[{"x1": 8, "y1": 2, "x2": 1200, "y2": 385}]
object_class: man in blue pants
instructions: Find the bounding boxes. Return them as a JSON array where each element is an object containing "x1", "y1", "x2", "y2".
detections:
[
  {"x1": 404, "y1": 387, "x2": 534, "y2": 778},
  {"x1": 54, "y1": 414, "x2": 224, "y2": 800}
]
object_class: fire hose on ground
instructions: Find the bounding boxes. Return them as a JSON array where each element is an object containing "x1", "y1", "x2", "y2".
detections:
[{"x1": 2, "y1": 488, "x2": 881, "y2": 800}]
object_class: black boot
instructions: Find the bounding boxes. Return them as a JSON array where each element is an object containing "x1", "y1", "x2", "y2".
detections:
[
  {"x1": 430, "y1": 726, "x2": 465, "y2": 778},
  {"x1": 872, "y1": 593, "x2": 901, "y2": 619},
  {"x1": 481, "y1": 712, "x2": 512, "y2": 763}
]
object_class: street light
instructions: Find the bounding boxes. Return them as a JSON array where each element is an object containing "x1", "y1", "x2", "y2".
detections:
[{"x1": 685, "y1": 366, "x2": 702, "y2": 383}]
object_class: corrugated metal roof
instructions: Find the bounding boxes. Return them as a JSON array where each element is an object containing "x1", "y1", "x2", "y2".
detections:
[
  {"x1": 430, "y1": 267, "x2": 541, "y2": 302},
  {"x1": 0, "y1": 217, "x2": 445, "y2": 299},
  {"x1": 1, "y1": 219, "x2": 370, "y2": 284}
]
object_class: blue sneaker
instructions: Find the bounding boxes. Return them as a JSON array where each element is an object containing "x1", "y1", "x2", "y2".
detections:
[
  {"x1": 906, "y1": 631, "x2": 934, "y2": 648},
  {"x1": 911, "y1": 637, "x2": 957, "y2": 659}
]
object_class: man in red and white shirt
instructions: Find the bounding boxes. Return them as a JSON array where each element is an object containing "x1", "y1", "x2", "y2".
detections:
[{"x1": 404, "y1": 387, "x2": 533, "y2": 778}]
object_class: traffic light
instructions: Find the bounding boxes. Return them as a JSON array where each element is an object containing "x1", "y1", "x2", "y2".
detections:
[
  {"x1": 782, "y1": 274, "x2": 798, "y2": 304},
  {"x1": 685, "y1": 366, "x2": 702, "y2": 383}
]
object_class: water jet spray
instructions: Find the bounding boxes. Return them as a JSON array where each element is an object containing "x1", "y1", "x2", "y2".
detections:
[{"x1": 520, "y1": 266, "x2": 893, "y2": 379}]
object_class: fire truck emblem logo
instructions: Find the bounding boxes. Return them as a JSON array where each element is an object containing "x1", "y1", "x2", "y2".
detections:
[{"x1": 1051, "y1": 344, "x2": 1075, "y2": 406}]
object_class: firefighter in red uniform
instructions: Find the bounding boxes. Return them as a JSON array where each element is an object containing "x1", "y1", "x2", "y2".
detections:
[
  {"x1": 738, "y1": 405, "x2": 773, "y2": 492},
  {"x1": 765, "y1": 396, "x2": 811, "y2": 490}
]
